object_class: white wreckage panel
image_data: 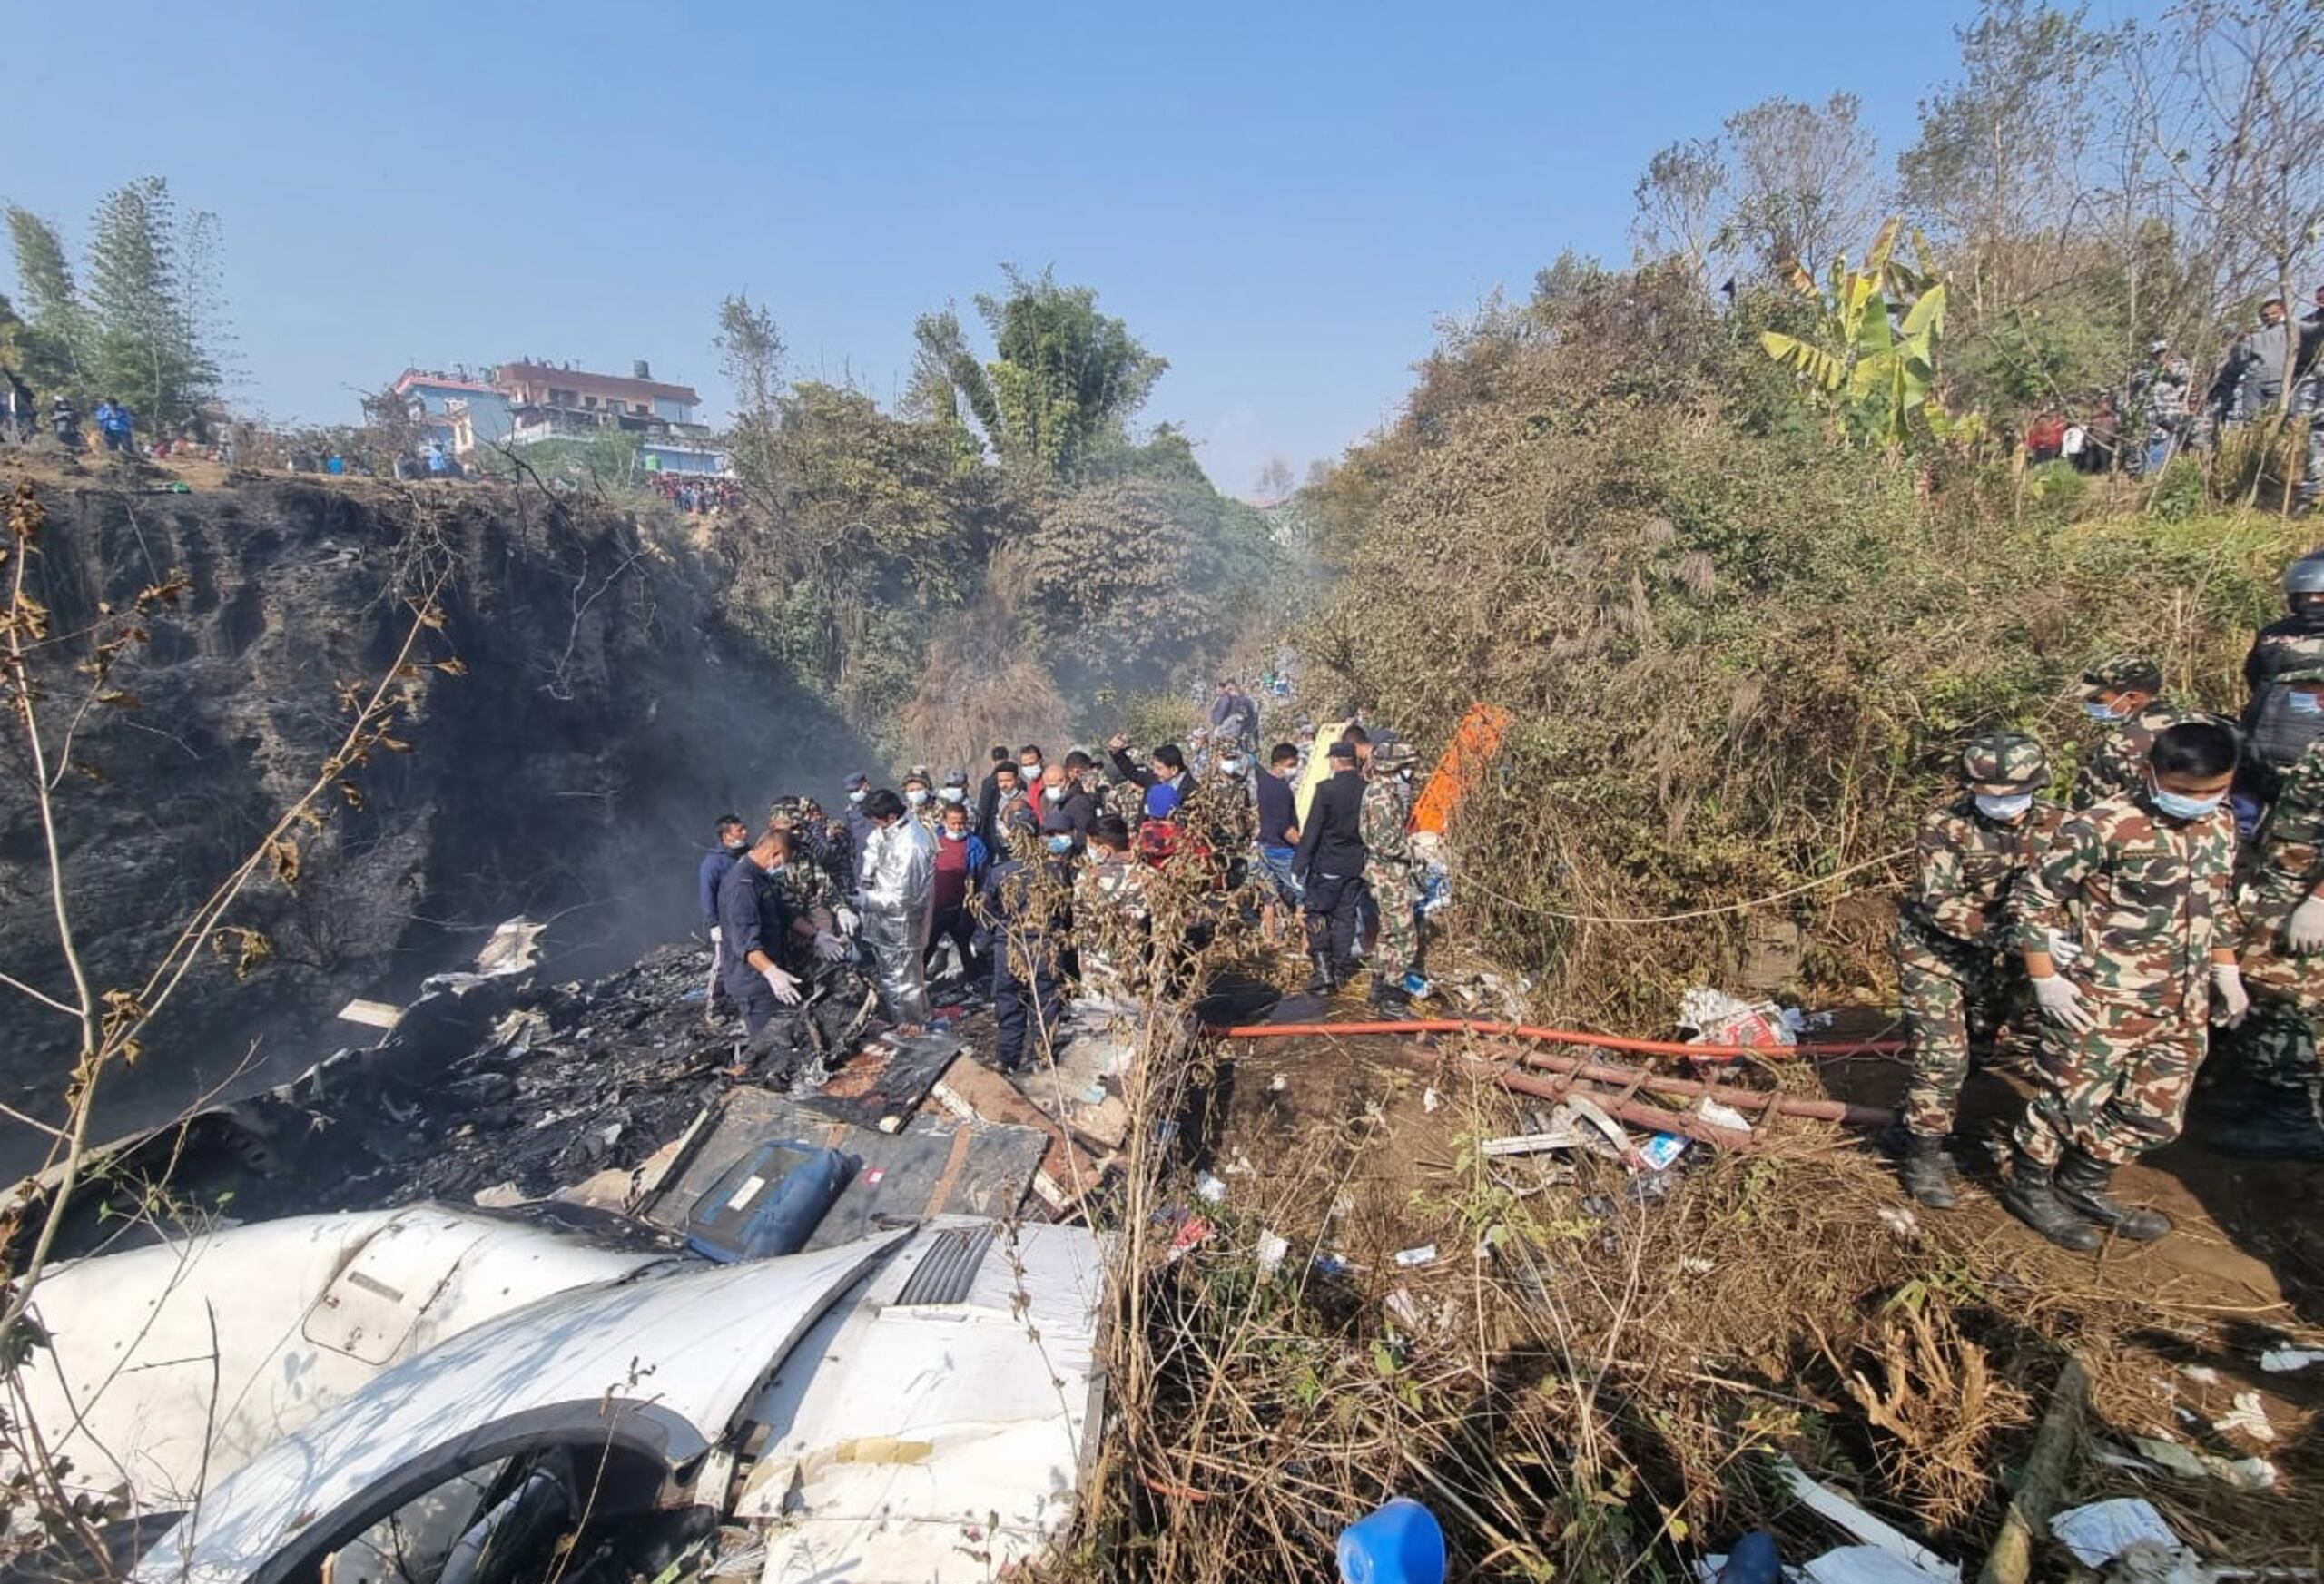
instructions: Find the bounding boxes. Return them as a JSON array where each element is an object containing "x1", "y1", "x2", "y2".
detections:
[
  {"x1": 13, "y1": 1206, "x2": 661, "y2": 1517},
  {"x1": 740, "y1": 1219, "x2": 1108, "y2": 1583}
]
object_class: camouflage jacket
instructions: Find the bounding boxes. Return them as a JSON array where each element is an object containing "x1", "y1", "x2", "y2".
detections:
[
  {"x1": 2013, "y1": 791, "x2": 2240, "y2": 1005},
  {"x1": 1181, "y1": 773, "x2": 1256, "y2": 852},
  {"x1": 761, "y1": 860, "x2": 834, "y2": 969},
  {"x1": 2237, "y1": 736, "x2": 2324, "y2": 937},
  {"x1": 1361, "y1": 772, "x2": 1416, "y2": 870},
  {"x1": 2072, "y1": 699, "x2": 2184, "y2": 810},
  {"x1": 1903, "y1": 794, "x2": 2067, "y2": 951}
]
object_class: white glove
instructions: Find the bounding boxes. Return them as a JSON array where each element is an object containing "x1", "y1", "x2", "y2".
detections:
[
  {"x1": 763, "y1": 964, "x2": 803, "y2": 1006},
  {"x1": 2047, "y1": 932, "x2": 2080, "y2": 969},
  {"x1": 2210, "y1": 963, "x2": 2250, "y2": 1028},
  {"x1": 2286, "y1": 895, "x2": 2324, "y2": 954},
  {"x1": 2033, "y1": 974, "x2": 2095, "y2": 1035},
  {"x1": 708, "y1": 925, "x2": 722, "y2": 945},
  {"x1": 813, "y1": 930, "x2": 849, "y2": 962},
  {"x1": 836, "y1": 905, "x2": 861, "y2": 936}
]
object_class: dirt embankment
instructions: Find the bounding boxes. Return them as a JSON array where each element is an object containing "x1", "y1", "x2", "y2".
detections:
[{"x1": 0, "y1": 465, "x2": 869, "y2": 1176}]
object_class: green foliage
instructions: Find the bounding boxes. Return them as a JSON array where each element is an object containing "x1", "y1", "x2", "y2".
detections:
[
  {"x1": 714, "y1": 293, "x2": 783, "y2": 494},
  {"x1": 1304, "y1": 260, "x2": 2302, "y2": 1025},
  {"x1": 6, "y1": 180, "x2": 222, "y2": 425},
  {"x1": 1759, "y1": 218, "x2": 1981, "y2": 449},
  {"x1": 911, "y1": 267, "x2": 1166, "y2": 482}
]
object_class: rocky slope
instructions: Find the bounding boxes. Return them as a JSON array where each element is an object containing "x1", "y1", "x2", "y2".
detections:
[{"x1": 0, "y1": 469, "x2": 866, "y2": 1176}]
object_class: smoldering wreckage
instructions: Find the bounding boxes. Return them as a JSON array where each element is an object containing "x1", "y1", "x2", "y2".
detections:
[{"x1": 6, "y1": 921, "x2": 2322, "y2": 1579}]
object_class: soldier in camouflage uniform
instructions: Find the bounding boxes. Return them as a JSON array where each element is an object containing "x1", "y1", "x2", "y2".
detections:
[
  {"x1": 1362, "y1": 738, "x2": 1424, "y2": 1015},
  {"x1": 1178, "y1": 753, "x2": 1257, "y2": 894},
  {"x1": 2072, "y1": 656, "x2": 2182, "y2": 810},
  {"x1": 2006, "y1": 717, "x2": 2250, "y2": 1250},
  {"x1": 1075, "y1": 813, "x2": 1152, "y2": 997},
  {"x1": 758, "y1": 827, "x2": 850, "y2": 979},
  {"x1": 1892, "y1": 732, "x2": 2066, "y2": 1208},
  {"x1": 2211, "y1": 666, "x2": 2324, "y2": 1158}
]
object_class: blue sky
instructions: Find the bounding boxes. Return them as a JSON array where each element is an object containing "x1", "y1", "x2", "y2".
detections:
[{"x1": 3, "y1": 2, "x2": 2126, "y2": 496}]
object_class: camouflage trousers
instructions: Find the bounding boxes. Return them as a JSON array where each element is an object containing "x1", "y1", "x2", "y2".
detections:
[
  {"x1": 1372, "y1": 861, "x2": 1423, "y2": 981},
  {"x1": 2219, "y1": 938, "x2": 2324, "y2": 1093},
  {"x1": 2014, "y1": 989, "x2": 2206, "y2": 1166},
  {"x1": 1897, "y1": 925, "x2": 2022, "y2": 1137}
]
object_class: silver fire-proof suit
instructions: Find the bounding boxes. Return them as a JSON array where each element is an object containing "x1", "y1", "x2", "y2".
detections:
[{"x1": 858, "y1": 816, "x2": 935, "y2": 1025}]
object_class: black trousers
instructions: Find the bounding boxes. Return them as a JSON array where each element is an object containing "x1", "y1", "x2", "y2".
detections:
[
  {"x1": 992, "y1": 935, "x2": 1063, "y2": 1070},
  {"x1": 724, "y1": 967, "x2": 780, "y2": 1037},
  {"x1": 926, "y1": 904, "x2": 980, "y2": 978},
  {"x1": 1302, "y1": 871, "x2": 1369, "y2": 961}
]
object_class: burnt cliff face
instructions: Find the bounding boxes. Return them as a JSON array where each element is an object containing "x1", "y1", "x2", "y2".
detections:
[{"x1": 0, "y1": 475, "x2": 864, "y2": 1176}]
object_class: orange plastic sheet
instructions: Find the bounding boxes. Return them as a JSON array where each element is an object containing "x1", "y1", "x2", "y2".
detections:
[{"x1": 1412, "y1": 702, "x2": 1512, "y2": 837}]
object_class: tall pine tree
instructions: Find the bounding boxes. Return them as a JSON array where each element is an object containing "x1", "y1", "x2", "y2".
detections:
[{"x1": 84, "y1": 177, "x2": 217, "y2": 426}]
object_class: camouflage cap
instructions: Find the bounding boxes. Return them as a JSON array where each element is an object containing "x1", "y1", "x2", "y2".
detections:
[
  {"x1": 2078, "y1": 656, "x2": 2162, "y2": 699},
  {"x1": 1373, "y1": 738, "x2": 1421, "y2": 771},
  {"x1": 2280, "y1": 665, "x2": 2324, "y2": 688},
  {"x1": 1959, "y1": 730, "x2": 2048, "y2": 792}
]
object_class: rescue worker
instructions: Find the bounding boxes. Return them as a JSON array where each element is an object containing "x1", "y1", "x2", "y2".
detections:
[
  {"x1": 715, "y1": 825, "x2": 806, "y2": 1039},
  {"x1": 2211, "y1": 666, "x2": 2324, "y2": 1158},
  {"x1": 2242, "y1": 551, "x2": 2324, "y2": 796},
  {"x1": 2230, "y1": 298, "x2": 2294, "y2": 421},
  {"x1": 49, "y1": 396, "x2": 79, "y2": 449},
  {"x1": 939, "y1": 766, "x2": 971, "y2": 815},
  {"x1": 696, "y1": 813, "x2": 750, "y2": 1022},
  {"x1": 761, "y1": 825, "x2": 852, "y2": 979},
  {"x1": 980, "y1": 811, "x2": 1067, "y2": 1073},
  {"x1": 974, "y1": 746, "x2": 1010, "y2": 836},
  {"x1": 1361, "y1": 737, "x2": 1427, "y2": 1015},
  {"x1": 1890, "y1": 733, "x2": 2065, "y2": 1208},
  {"x1": 1041, "y1": 751, "x2": 1099, "y2": 851},
  {"x1": 2072, "y1": 657, "x2": 2181, "y2": 810},
  {"x1": 1076, "y1": 812, "x2": 1151, "y2": 996},
  {"x1": 1293, "y1": 738, "x2": 1369, "y2": 993},
  {"x1": 901, "y1": 769, "x2": 938, "y2": 831},
  {"x1": 856, "y1": 788, "x2": 935, "y2": 1032},
  {"x1": 2008, "y1": 719, "x2": 2249, "y2": 1250}
]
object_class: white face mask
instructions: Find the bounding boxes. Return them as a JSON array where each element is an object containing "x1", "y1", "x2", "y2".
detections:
[
  {"x1": 1220, "y1": 758, "x2": 1245, "y2": 775},
  {"x1": 905, "y1": 789, "x2": 929, "y2": 807},
  {"x1": 1044, "y1": 784, "x2": 1067, "y2": 802},
  {"x1": 940, "y1": 786, "x2": 965, "y2": 803},
  {"x1": 941, "y1": 827, "x2": 965, "y2": 841},
  {"x1": 1974, "y1": 792, "x2": 2034, "y2": 822},
  {"x1": 847, "y1": 789, "x2": 866, "y2": 804},
  {"x1": 1019, "y1": 762, "x2": 1041, "y2": 780}
]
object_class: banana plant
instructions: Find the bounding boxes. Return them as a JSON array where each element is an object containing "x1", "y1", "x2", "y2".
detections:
[{"x1": 1759, "y1": 218, "x2": 1980, "y2": 448}]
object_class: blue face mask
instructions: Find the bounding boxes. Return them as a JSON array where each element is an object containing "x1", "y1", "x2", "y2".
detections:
[
  {"x1": 2149, "y1": 782, "x2": 2225, "y2": 822},
  {"x1": 1974, "y1": 792, "x2": 2034, "y2": 822},
  {"x1": 1044, "y1": 834, "x2": 1073, "y2": 854},
  {"x1": 2290, "y1": 692, "x2": 2324, "y2": 718},
  {"x1": 2083, "y1": 699, "x2": 2124, "y2": 722}
]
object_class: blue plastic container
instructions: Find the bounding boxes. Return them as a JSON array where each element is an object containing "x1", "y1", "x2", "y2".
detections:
[
  {"x1": 685, "y1": 1141, "x2": 854, "y2": 1263},
  {"x1": 1336, "y1": 1498, "x2": 1445, "y2": 1584}
]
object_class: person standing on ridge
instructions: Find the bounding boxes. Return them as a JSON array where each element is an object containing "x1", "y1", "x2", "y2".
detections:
[{"x1": 1293, "y1": 739, "x2": 1369, "y2": 993}]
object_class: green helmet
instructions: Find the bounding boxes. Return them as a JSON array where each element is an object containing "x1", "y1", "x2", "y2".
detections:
[{"x1": 1960, "y1": 731, "x2": 2047, "y2": 793}]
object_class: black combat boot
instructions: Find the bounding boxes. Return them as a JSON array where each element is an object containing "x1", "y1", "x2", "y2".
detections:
[
  {"x1": 1999, "y1": 1153, "x2": 2102, "y2": 1252},
  {"x1": 2053, "y1": 1148, "x2": 2172, "y2": 1241},
  {"x1": 1305, "y1": 952, "x2": 1338, "y2": 994},
  {"x1": 1366, "y1": 976, "x2": 1413, "y2": 1019},
  {"x1": 2201, "y1": 1083, "x2": 2324, "y2": 1160},
  {"x1": 1897, "y1": 1134, "x2": 1958, "y2": 1211}
]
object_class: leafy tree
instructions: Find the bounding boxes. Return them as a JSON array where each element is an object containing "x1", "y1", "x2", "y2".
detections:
[
  {"x1": 1631, "y1": 136, "x2": 1734, "y2": 290},
  {"x1": 3, "y1": 207, "x2": 87, "y2": 394},
  {"x1": 82, "y1": 177, "x2": 218, "y2": 426},
  {"x1": 714, "y1": 293, "x2": 783, "y2": 501},
  {"x1": 911, "y1": 267, "x2": 1167, "y2": 482}
]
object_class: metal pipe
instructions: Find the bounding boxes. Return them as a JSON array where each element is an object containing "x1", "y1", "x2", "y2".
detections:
[{"x1": 1481, "y1": 1043, "x2": 1888, "y2": 1127}]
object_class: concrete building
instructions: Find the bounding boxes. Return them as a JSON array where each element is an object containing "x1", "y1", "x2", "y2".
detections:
[{"x1": 390, "y1": 369, "x2": 514, "y2": 455}]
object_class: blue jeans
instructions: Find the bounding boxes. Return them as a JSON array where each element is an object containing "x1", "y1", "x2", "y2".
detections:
[{"x1": 1257, "y1": 845, "x2": 1302, "y2": 906}]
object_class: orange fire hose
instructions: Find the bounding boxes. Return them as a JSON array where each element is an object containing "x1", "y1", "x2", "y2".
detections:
[{"x1": 1204, "y1": 1018, "x2": 1904, "y2": 1059}]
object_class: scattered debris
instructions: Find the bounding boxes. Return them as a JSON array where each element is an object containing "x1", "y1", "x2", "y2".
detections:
[
  {"x1": 1679, "y1": 986, "x2": 1797, "y2": 1054},
  {"x1": 2211, "y1": 1392, "x2": 2276, "y2": 1445},
  {"x1": 1772, "y1": 1457, "x2": 1959, "y2": 1584},
  {"x1": 1392, "y1": 1244, "x2": 1439, "y2": 1268},
  {"x1": 1255, "y1": 1228, "x2": 1289, "y2": 1277},
  {"x1": 2258, "y1": 1345, "x2": 2322, "y2": 1373},
  {"x1": 2048, "y1": 1500, "x2": 2181, "y2": 1571}
]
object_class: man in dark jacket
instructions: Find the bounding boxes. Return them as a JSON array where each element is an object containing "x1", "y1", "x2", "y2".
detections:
[
  {"x1": 696, "y1": 813, "x2": 749, "y2": 1020},
  {"x1": 1292, "y1": 738, "x2": 1368, "y2": 992},
  {"x1": 716, "y1": 826, "x2": 805, "y2": 1038}
]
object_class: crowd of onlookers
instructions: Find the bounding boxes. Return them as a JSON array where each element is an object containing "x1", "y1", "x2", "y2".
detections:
[
  {"x1": 2023, "y1": 287, "x2": 2324, "y2": 509},
  {"x1": 649, "y1": 473, "x2": 738, "y2": 514}
]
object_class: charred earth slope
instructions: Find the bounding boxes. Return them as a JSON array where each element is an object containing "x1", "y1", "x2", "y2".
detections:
[{"x1": 0, "y1": 472, "x2": 865, "y2": 1177}]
